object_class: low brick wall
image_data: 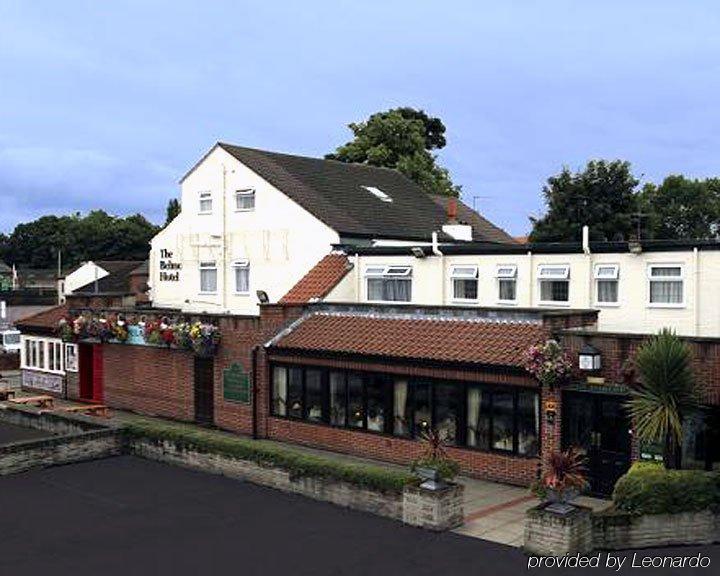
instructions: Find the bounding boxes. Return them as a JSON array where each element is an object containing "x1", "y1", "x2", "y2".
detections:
[
  {"x1": 130, "y1": 436, "x2": 464, "y2": 529},
  {"x1": 524, "y1": 504, "x2": 594, "y2": 556},
  {"x1": 593, "y1": 509, "x2": 720, "y2": 549},
  {"x1": 0, "y1": 405, "x2": 122, "y2": 475}
]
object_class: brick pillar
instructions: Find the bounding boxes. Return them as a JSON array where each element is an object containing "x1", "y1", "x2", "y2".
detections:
[{"x1": 540, "y1": 385, "x2": 562, "y2": 477}]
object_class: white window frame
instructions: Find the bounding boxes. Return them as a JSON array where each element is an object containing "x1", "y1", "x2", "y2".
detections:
[
  {"x1": 361, "y1": 185, "x2": 393, "y2": 203},
  {"x1": 199, "y1": 260, "x2": 218, "y2": 294},
  {"x1": 450, "y1": 265, "x2": 479, "y2": 302},
  {"x1": 538, "y1": 264, "x2": 570, "y2": 306},
  {"x1": 364, "y1": 265, "x2": 412, "y2": 303},
  {"x1": 234, "y1": 188, "x2": 256, "y2": 212},
  {"x1": 198, "y1": 191, "x2": 213, "y2": 214},
  {"x1": 232, "y1": 259, "x2": 250, "y2": 295},
  {"x1": 64, "y1": 343, "x2": 78, "y2": 372},
  {"x1": 594, "y1": 264, "x2": 620, "y2": 307},
  {"x1": 647, "y1": 264, "x2": 685, "y2": 308},
  {"x1": 495, "y1": 264, "x2": 518, "y2": 304},
  {"x1": 20, "y1": 335, "x2": 65, "y2": 374}
]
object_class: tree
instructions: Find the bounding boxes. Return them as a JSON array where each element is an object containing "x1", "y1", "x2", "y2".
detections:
[
  {"x1": 529, "y1": 160, "x2": 639, "y2": 242},
  {"x1": 326, "y1": 107, "x2": 460, "y2": 197},
  {"x1": 638, "y1": 176, "x2": 720, "y2": 240},
  {"x1": 626, "y1": 330, "x2": 701, "y2": 469},
  {"x1": 165, "y1": 198, "x2": 181, "y2": 226}
]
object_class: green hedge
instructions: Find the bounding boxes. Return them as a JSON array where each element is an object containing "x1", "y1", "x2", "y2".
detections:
[
  {"x1": 123, "y1": 418, "x2": 414, "y2": 493},
  {"x1": 613, "y1": 462, "x2": 720, "y2": 515}
]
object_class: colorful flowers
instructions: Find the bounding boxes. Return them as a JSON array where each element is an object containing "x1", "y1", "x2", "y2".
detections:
[{"x1": 525, "y1": 339, "x2": 573, "y2": 388}]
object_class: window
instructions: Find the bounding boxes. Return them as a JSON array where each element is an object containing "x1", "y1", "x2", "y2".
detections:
[
  {"x1": 496, "y1": 264, "x2": 517, "y2": 303},
  {"x1": 329, "y1": 372, "x2": 347, "y2": 426},
  {"x1": 21, "y1": 336, "x2": 65, "y2": 373},
  {"x1": 434, "y1": 383, "x2": 460, "y2": 445},
  {"x1": 538, "y1": 264, "x2": 570, "y2": 303},
  {"x1": 648, "y1": 265, "x2": 684, "y2": 306},
  {"x1": 517, "y1": 391, "x2": 540, "y2": 456},
  {"x1": 348, "y1": 374, "x2": 365, "y2": 428},
  {"x1": 450, "y1": 265, "x2": 478, "y2": 301},
  {"x1": 64, "y1": 343, "x2": 78, "y2": 372},
  {"x1": 287, "y1": 367, "x2": 303, "y2": 418},
  {"x1": 413, "y1": 381, "x2": 432, "y2": 437},
  {"x1": 365, "y1": 265, "x2": 412, "y2": 302},
  {"x1": 272, "y1": 366, "x2": 288, "y2": 416},
  {"x1": 362, "y1": 185, "x2": 393, "y2": 203},
  {"x1": 393, "y1": 378, "x2": 411, "y2": 437},
  {"x1": 595, "y1": 264, "x2": 619, "y2": 305},
  {"x1": 199, "y1": 191, "x2": 212, "y2": 213},
  {"x1": 199, "y1": 261, "x2": 217, "y2": 293},
  {"x1": 366, "y1": 378, "x2": 387, "y2": 432},
  {"x1": 304, "y1": 369, "x2": 324, "y2": 422},
  {"x1": 233, "y1": 260, "x2": 250, "y2": 294},
  {"x1": 235, "y1": 189, "x2": 256, "y2": 211}
]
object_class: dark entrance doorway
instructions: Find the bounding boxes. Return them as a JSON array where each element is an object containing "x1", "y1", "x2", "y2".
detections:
[
  {"x1": 78, "y1": 343, "x2": 103, "y2": 402},
  {"x1": 194, "y1": 357, "x2": 214, "y2": 425},
  {"x1": 562, "y1": 391, "x2": 632, "y2": 496}
]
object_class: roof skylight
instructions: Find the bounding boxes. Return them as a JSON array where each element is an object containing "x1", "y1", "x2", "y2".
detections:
[{"x1": 362, "y1": 186, "x2": 393, "y2": 203}]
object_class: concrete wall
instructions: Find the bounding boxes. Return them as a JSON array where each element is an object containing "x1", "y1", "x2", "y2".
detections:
[
  {"x1": 149, "y1": 146, "x2": 341, "y2": 315},
  {"x1": 332, "y1": 249, "x2": 720, "y2": 337}
]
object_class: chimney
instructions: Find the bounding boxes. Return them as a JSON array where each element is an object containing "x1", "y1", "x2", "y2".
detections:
[
  {"x1": 447, "y1": 198, "x2": 458, "y2": 224},
  {"x1": 441, "y1": 197, "x2": 473, "y2": 242}
]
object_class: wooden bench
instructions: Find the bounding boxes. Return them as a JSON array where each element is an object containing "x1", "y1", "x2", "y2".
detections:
[
  {"x1": 61, "y1": 404, "x2": 110, "y2": 418},
  {"x1": 8, "y1": 395, "x2": 54, "y2": 409}
]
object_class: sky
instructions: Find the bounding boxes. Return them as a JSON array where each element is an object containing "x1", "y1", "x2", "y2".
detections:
[{"x1": 1, "y1": 1, "x2": 719, "y2": 236}]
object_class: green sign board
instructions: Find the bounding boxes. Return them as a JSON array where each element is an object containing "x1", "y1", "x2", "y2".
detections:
[{"x1": 223, "y1": 363, "x2": 250, "y2": 404}]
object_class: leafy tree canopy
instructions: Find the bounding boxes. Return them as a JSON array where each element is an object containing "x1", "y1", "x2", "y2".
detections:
[
  {"x1": 0, "y1": 210, "x2": 159, "y2": 269},
  {"x1": 529, "y1": 160, "x2": 639, "y2": 242},
  {"x1": 638, "y1": 175, "x2": 720, "y2": 240},
  {"x1": 165, "y1": 198, "x2": 181, "y2": 226},
  {"x1": 326, "y1": 107, "x2": 460, "y2": 197}
]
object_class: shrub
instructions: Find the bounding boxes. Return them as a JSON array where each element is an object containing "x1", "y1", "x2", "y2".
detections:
[
  {"x1": 410, "y1": 428, "x2": 460, "y2": 481},
  {"x1": 123, "y1": 418, "x2": 414, "y2": 493},
  {"x1": 613, "y1": 461, "x2": 720, "y2": 515}
]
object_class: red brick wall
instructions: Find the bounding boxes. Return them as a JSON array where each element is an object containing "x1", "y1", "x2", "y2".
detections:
[{"x1": 102, "y1": 343, "x2": 194, "y2": 420}]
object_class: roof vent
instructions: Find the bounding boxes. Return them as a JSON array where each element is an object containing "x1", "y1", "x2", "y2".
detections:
[{"x1": 362, "y1": 186, "x2": 393, "y2": 203}]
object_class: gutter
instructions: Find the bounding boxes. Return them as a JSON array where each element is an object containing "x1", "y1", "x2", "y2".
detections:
[{"x1": 432, "y1": 232, "x2": 446, "y2": 304}]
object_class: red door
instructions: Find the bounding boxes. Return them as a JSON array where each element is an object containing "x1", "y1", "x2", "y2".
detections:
[{"x1": 79, "y1": 344, "x2": 94, "y2": 400}]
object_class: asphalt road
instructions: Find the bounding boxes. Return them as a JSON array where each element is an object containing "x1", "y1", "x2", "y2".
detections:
[
  {"x1": 0, "y1": 456, "x2": 717, "y2": 576},
  {"x1": 0, "y1": 421, "x2": 50, "y2": 444}
]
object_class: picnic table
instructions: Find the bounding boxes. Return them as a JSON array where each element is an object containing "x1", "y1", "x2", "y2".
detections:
[
  {"x1": 8, "y1": 395, "x2": 54, "y2": 409},
  {"x1": 61, "y1": 404, "x2": 111, "y2": 418}
]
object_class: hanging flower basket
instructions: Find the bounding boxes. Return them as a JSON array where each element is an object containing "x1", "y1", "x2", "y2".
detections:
[{"x1": 524, "y1": 339, "x2": 573, "y2": 388}]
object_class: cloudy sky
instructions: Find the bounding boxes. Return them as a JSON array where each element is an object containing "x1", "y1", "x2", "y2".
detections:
[{"x1": 1, "y1": 1, "x2": 718, "y2": 235}]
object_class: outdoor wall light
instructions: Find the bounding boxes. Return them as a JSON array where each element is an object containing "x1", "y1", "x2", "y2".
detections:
[
  {"x1": 578, "y1": 343, "x2": 602, "y2": 371},
  {"x1": 256, "y1": 290, "x2": 269, "y2": 304}
]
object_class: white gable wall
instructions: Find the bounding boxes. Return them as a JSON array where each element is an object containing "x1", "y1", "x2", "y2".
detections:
[
  {"x1": 150, "y1": 146, "x2": 340, "y2": 315},
  {"x1": 63, "y1": 262, "x2": 109, "y2": 295}
]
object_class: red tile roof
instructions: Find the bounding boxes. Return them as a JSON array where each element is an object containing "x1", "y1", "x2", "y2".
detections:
[
  {"x1": 270, "y1": 313, "x2": 548, "y2": 367},
  {"x1": 15, "y1": 305, "x2": 68, "y2": 331},
  {"x1": 279, "y1": 254, "x2": 353, "y2": 304}
]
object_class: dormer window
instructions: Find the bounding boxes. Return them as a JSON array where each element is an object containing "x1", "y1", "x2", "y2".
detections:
[
  {"x1": 235, "y1": 189, "x2": 256, "y2": 211},
  {"x1": 362, "y1": 186, "x2": 393, "y2": 203},
  {"x1": 199, "y1": 191, "x2": 213, "y2": 214},
  {"x1": 365, "y1": 265, "x2": 412, "y2": 302}
]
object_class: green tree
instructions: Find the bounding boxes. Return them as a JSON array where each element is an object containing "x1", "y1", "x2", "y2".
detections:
[
  {"x1": 326, "y1": 107, "x2": 460, "y2": 197},
  {"x1": 165, "y1": 198, "x2": 181, "y2": 226},
  {"x1": 529, "y1": 160, "x2": 639, "y2": 242},
  {"x1": 639, "y1": 176, "x2": 720, "y2": 240},
  {"x1": 626, "y1": 330, "x2": 701, "y2": 469}
]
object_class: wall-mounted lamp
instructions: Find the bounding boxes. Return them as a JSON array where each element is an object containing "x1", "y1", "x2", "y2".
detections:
[
  {"x1": 411, "y1": 247, "x2": 425, "y2": 258},
  {"x1": 579, "y1": 344, "x2": 602, "y2": 371},
  {"x1": 256, "y1": 290, "x2": 269, "y2": 304}
]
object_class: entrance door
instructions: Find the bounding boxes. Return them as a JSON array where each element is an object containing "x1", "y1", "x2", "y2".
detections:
[
  {"x1": 78, "y1": 343, "x2": 94, "y2": 400},
  {"x1": 562, "y1": 392, "x2": 632, "y2": 496},
  {"x1": 194, "y1": 357, "x2": 214, "y2": 425}
]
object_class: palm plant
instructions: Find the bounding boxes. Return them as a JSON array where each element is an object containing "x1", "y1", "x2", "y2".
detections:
[{"x1": 626, "y1": 329, "x2": 701, "y2": 469}]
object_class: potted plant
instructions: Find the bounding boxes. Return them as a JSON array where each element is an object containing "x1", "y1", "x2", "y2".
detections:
[
  {"x1": 532, "y1": 447, "x2": 587, "y2": 513},
  {"x1": 188, "y1": 321, "x2": 221, "y2": 357},
  {"x1": 411, "y1": 428, "x2": 460, "y2": 489},
  {"x1": 525, "y1": 339, "x2": 573, "y2": 389}
]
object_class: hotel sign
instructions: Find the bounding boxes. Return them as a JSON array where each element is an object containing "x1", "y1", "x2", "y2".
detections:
[{"x1": 159, "y1": 249, "x2": 182, "y2": 282}]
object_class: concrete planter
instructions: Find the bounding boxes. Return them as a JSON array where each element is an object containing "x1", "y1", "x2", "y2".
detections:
[
  {"x1": 402, "y1": 483, "x2": 464, "y2": 531},
  {"x1": 524, "y1": 503, "x2": 594, "y2": 556}
]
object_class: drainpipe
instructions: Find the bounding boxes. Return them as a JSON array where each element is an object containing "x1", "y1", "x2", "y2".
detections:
[
  {"x1": 221, "y1": 164, "x2": 228, "y2": 311},
  {"x1": 251, "y1": 345, "x2": 259, "y2": 439},
  {"x1": 527, "y1": 250, "x2": 534, "y2": 305},
  {"x1": 693, "y1": 247, "x2": 700, "y2": 336},
  {"x1": 432, "y1": 232, "x2": 445, "y2": 304},
  {"x1": 582, "y1": 225, "x2": 593, "y2": 305},
  {"x1": 354, "y1": 252, "x2": 360, "y2": 302}
]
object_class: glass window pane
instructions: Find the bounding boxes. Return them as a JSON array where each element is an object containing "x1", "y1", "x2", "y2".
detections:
[
  {"x1": 540, "y1": 280, "x2": 569, "y2": 302},
  {"x1": 517, "y1": 391, "x2": 539, "y2": 456},
  {"x1": 235, "y1": 266, "x2": 249, "y2": 293},
  {"x1": 366, "y1": 378, "x2": 386, "y2": 432},
  {"x1": 597, "y1": 279, "x2": 618, "y2": 303},
  {"x1": 348, "y1": 374, "x2": 364, "y2": 428},
  {"x1": 200, "y1": 267, "x2": 217, "y2": 292},
  {"x1": 413, "y1": 381, "x2": 432, "y2": 437},
  {"x1": 492, "y1": 392, "x2": 514, "y2": 451},
  {"x1": 367, "y1": 278, "x2": 411, "y2": 302},
  {"x1": 329, "y1": 372, "x2": 347, "y2": 426},
  {"x1": 304, "y1": 369, "x2": 323, "y2": 422},
  {"x1": 272, "y1": 367, "x2": 287, "y2": 416},
  {"x1": 453, "y1": 278, "x2": 477, "y2": 300},
  {"x1": 393, "y1": 378, "x2": 411, "y2": 436},
  {"x1": 434, "y1": 383, "x2": 460, "y2": 445},
  {"x1": 236, "y1": 191, "x2": 255, "y2": 210},
  {"x1": 498, "y1": 279, "x2": 516, "y2": 301},
  {"x1": 650, "y1": 280, "x2": 683, "y2": 303},
  {"x1": 287, "y1": 367, "x2": 303, "y2": 419}
]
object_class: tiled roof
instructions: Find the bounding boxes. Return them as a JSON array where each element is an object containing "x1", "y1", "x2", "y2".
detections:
[
  {"x1": 15, "y1": 305, "x2": 68, "y2": 331},
  {"x1": 269, "y1": 312, "x2": 548, "y2": 367},
  {"x1": 279, "y1": 254, "x2": 353, "y2": 304},
  {"x1": 212, "y1": 143, "x2": 516, "y2": 244}
]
